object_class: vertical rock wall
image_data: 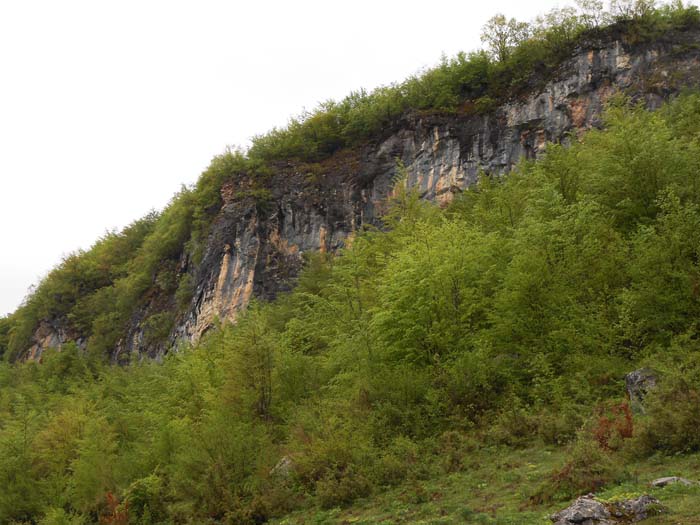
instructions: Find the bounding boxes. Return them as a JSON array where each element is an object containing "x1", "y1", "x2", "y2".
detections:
[
  {"x1": 25, "y1": 28, "x2": 700, "y2": 359},
  {"x1": 169, "y1": 30, "x2": 700, "y2": 352}
]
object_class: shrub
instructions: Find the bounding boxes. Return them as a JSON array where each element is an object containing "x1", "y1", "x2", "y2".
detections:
[
  {"x1": 436, "y1": 430, "x2": 479, "y2": 473},
  {"x1": 592, "y1": 401, "x2": 634, "y2": 450},
  {"x1": 372, "y1": 436, "x2": 423, "y2": 486},
  {"x1": 316, "y1": 465, "x2": 372, "y2": 509},
  {"x1": 474, "y1": 95, "x2": 498, "y2": 114},
  {"x1": 175, "y1": 274, "x2": 194, "y2": 310},
  {"x1": 533, "y1": 404, "x2": 586, "y2": 446},
  {"x1": 486, "y1": 399, "x2": 538, "y2": 447},
  {"x1": 122, "y1": 474, "x2": 167, "y2": 524},
  {"x1": 634, "y1": 374, "x2": 700, "y2": 453},
  {"x1": 141, "y1": 312, "x2": 175, "y2": 347},
  {"x1": 532, "y1": 430, "x2": 625, "y2": 503},
  {"x1": 38, "y1": 508, "x2": 86, "y2": 525}
]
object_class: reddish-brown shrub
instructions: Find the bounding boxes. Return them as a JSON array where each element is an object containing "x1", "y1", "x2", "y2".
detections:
[
  {"x1": 593, "y1": 401, "x2": 633, "y2": 450},
  {"x1": 100, "y1": 492, "x2": 129, "y2": 525}
]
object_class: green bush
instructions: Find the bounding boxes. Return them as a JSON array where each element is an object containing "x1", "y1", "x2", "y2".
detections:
[
  {"x1": 634, "y1": 373, "x2": 700, "y2": 453},
  {"x1": 122, "y1": 473, "x2": 167, "y2": 524},
  {"x1": 174, "y1": 273, "x2": 194, "y2": 310},
  {"x1": 142, "y1": 312, "x2": 175, "y2": 347},
  {"x1": 38, "y1": 508, "x2": 85, "y2": 525},
  {"x1": 532, "y1": 430, "x2": 625, "y2": 503},
  {"x1": 316, "y1": 465, "x2": 372, "y2": 509},
  {"x1": 372, "y1": 436, "x2": 424, "y2": 486},
  {"x1": 4, "y1": 26, "x2": 700, "y2": 525}
]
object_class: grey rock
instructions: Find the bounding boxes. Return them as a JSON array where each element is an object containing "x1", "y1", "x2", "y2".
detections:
[
  {"x1": 270, "y1": 456, "x2": 295, "y2": 478},
  {"x1": 608, "y1": 494, "x2": 664, "y2": 521},
  {"x1": 24, "y1": 28, "x2": 700, "y2": 360},
  {"x1": 551, "y1": 495, "x2": 613, "y2": 525},
  {"x1": 650, "y1": 476, "x2": 695, "y2": 488},
  {"x1": 168, "y1": 31, "x2": 700, "y2": 359},
  {"x1": 25, "y1": 320, "x2": 86, "y2": 361},
  {"x1": 552, "y1": 494, "x2": 665, "y2": 524},
  {"x1": 626, "y1": 368, "x2": 658, "y2": 413}
]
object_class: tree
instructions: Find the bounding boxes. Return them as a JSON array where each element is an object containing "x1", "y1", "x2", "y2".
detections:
[
  {"x1": 609, "y1": 0, "x2": 657, "y2": 19},
  {"x1": 69, "y1": 417, "x2": 118, "y2": 514},
  {"x1": 0, "y1": 402, "x2": 43, "y2": 522},
  {"x1": 534, "y1": 7, "x2": 584, "y2": 49},
  {"x1": 480, "y1": 14, "x2": 531, "y2": 62},
  {"x1": 576, "y1": 0, "x2": 608, "y2": 27},
  {"x1": 0, "y1": 316, "x2": 10, "y2": 360},
  {"x1": 223, "y1": 307, "x2": 275, "y2": 419}
]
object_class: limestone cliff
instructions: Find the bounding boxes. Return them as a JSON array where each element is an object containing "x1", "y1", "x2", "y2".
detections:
[{"x1": 26, "y1": 26, "x2": 700, "y2": 360}]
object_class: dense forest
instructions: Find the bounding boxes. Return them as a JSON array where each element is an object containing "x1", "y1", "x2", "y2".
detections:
[{"x1": 2, "y1": 2, "x2": 700, "y2": 524}]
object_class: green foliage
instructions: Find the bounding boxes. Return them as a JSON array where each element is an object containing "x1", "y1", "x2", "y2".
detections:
[
  {"x1": 221, "y1": 306, "x2": 276, "y2": 419},
  {"x1": 4, "y1": 15, "x2": 700, "y2": 524},
  {"x1": 175, "y1": 273, "x2": 195, "y2": 310},
  {"x1": 142, "y1": 312, "x2": 175, "y2": 347},
  {"x1": 0, "y1": 316, "x2": 10, "y2": 360},
  {"x1": 68, "y1": 417, "x2": 118, "y2": 513},
  {"x1": 122, "y1": 473, "x2": 167, "y2": 524},
  {"x1": 0, "y1": 401, "x2": 43, "y2": 522},
  {"x1": 481, "y1": 13, "x2": 531, "y2": 62},
  {"x1": 38, "y1": 508, "x2": 86, "y2": 525},
  {"x1": 4, "y1": 1, "x2": 699, "y2": 365},
  {"x1": 533, "y1": 430, "x2": 626, "y2": 503},
  {"x1": 633, "y1": 356, "x2": 700, "y2": 453},
  {"x1": 248, "y1": 2, "x2": 698, "y2": 164},
  {"x1": 38, "y1": 343, "x2": 93, "y2": 393},
  {"x1": 315, "y1": 465, "x2": 372, "y2": 509}
]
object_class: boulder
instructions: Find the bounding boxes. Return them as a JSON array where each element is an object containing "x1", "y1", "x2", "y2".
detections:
[
  {"x1": 625, "y1": 368, "x2": 657, "y2": 414},
  {"x1": 551, "y1": 495, "x2": 613, "y2": 525},
  {"x1": 650, "y1": 476, "x2": 695, "y2": 488},
  {"x1": 552, "y1": 494, "x2": 664, "y2": 524},
  {"x1": 270, "y1": 455, "x2": 295, "y2": 478},
  {"x1": 608, "y1": 495, "x2": 664, "y2": 521}
]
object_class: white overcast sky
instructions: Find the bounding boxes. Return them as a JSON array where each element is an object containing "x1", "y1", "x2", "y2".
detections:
[{"x1": 1, "y1": 0, "x2": 689, "y2": 315}]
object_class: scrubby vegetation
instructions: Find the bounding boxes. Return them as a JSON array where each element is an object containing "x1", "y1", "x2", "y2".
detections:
[
  {"x1": 2, "y1": 92, "x2": 700, "y2": 523},
  {"x1": 247, "y1": 0, "x2": 700, "y2": 163},
  {"x1": 2, "y1": 2, "x2": 700, "y2": 523},
  {"x1": 0, "y1": 149, "x2": 269, "y2": 362},
  {"x1": 2, "y1": 0, "x2": 698, "y2": 364}
]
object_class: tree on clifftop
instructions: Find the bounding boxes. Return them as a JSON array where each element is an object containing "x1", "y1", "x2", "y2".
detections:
[{"x1": 480, "y1": 14, "x2": 530, "y2": 62}]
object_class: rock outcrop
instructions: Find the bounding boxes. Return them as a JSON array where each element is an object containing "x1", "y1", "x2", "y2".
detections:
[
  {"x1": 626, "y1": 368, "x2": 658, "y2": 413},
  {"x1": 148, "y1": 28, "x2": 700, "y2": 357},
  {"x1": 551, "y1": 494, "x2": 664, "y2": 525},
  {"x1": 551, "y1": 495, "x2": 613, "y2": 525},
  {"x1": 11, "y1": 25, "x2": 681, "y2": 360},
  {"x1": 25, "y1": 320, "x2": 85, "y2": 361}
]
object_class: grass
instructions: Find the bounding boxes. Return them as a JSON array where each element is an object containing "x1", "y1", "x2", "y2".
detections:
[
  {"x1": 271, "y1": 446, "x2": 700, "y2": 525},
  {"x1": 607, "y1": 453, "x2": 700, "y2": 525}
]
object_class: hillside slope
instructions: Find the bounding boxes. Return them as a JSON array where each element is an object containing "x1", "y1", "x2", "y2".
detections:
[
  {"x1": 3, "y1": 91, "x2": 700, "y2": 523},
  {"x1": 3, "y1": 5, "x2": 700, "y2": 524},
  {"x1": 7, "y1": 15, "x2": 700, "y2": 363}
]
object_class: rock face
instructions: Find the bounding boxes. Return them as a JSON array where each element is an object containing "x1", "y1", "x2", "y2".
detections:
[
  {"x1": 376, "y1": 33, "x2": 700, "y2": 205},
  {"x1": 551, "y1": 494, "x2": 664, "y2": 525},
  {"x1": 172, "y1": 174, "x2": 361, "y2": 348},
  {"x1": 25, "y1": 320, "x2": 85, "y2": 361},
  {"x1": 626, "y1": 368, "x2": 658, "y2": 413},
  {"x1": 162, "y1": 29, "x2": 700, "y2": 354},
  {"x1": 113, "y1": 27, "x2": 700, "y2": 356}
]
